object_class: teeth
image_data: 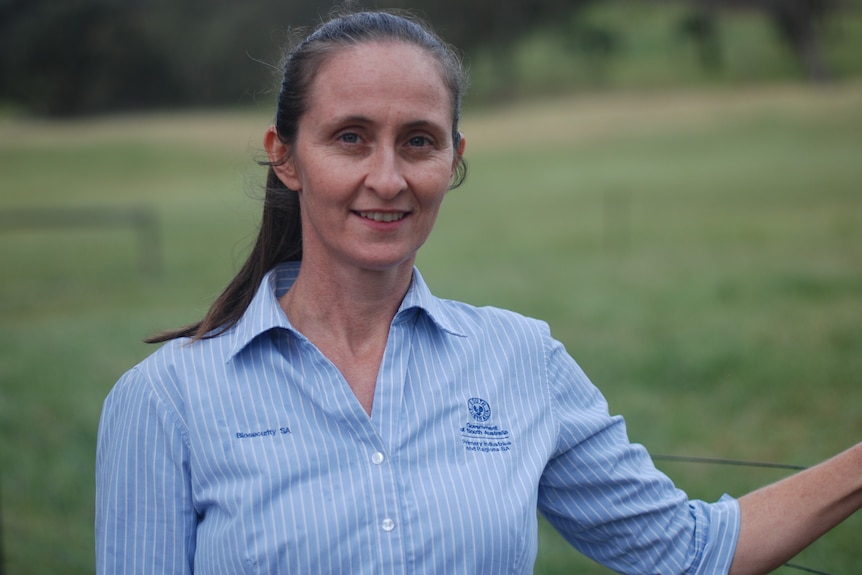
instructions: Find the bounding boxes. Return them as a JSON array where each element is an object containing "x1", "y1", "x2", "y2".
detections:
[{"x1": 358, "y1": 211, "x2": 405, "y2": 223}]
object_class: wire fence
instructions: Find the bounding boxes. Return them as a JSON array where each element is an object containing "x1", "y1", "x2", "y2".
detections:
[{"x1": 651, "y1": 453, "x2": 834, "y2": 575}]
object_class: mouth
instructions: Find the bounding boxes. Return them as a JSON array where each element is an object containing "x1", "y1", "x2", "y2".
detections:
[{"x1": 355, "y1": 211, "x2": 408, "y2": 223}]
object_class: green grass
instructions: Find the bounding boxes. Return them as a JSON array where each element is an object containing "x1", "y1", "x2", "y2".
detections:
[{"x1": 2, "y1": 83, "x2": 861, "y2": 573}]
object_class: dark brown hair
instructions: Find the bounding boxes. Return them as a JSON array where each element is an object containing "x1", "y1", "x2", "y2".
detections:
[{"x1": 147, "y1": 10, "x2": 468, "y2": 343}]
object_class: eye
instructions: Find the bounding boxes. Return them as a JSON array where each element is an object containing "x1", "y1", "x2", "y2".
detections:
[
  {"x1": 338, "y1": 131, "x2": 361, "y2": 144},
  {"x1": 407, "y1": 135, "x2": 432, "y2": 147}
]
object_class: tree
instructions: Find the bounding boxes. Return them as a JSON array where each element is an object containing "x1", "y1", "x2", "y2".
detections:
[
  {"x1": 684, "y1": 0, "x2": 841, "y2": 82},
  {"x1": 0, "y1": 0, "x2": 184, "y2": 116},
  {"x1": 0, "y1": 0, "x2": 317, "y2": 116}
]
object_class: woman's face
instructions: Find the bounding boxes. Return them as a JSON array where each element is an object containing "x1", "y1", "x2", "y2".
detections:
[{"x1": 269, "y1": 41, "x2": 463, "y2": 276}]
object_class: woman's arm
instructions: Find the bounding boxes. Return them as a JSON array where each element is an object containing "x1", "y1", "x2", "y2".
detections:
[
  {"x1": 96, "y1": 367, "x2": 196, "y2": 575},
  {"x1": 729, "y1": 442, "x2": 862, "y2": 575}
]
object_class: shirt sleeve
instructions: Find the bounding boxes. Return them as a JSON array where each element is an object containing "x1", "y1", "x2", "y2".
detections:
[
  {"x1": 96, "y1": 366, "x2": 196, "y2": 574},
  {"x1": 537, "y1": 335, "x2": 740, "y2": 575}
]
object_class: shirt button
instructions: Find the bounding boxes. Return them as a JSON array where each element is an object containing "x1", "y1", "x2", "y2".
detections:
[
  {"x1": 371, "y1": 451, "x2": 385, "y2": 465},
  {"x1": 381, "y1": 518, "x2": 395, "y2": 532}
]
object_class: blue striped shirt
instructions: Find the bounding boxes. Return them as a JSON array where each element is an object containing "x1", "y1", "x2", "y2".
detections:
[{"x1": 96, "y1": 262, "x2": 740, "y2": 574}]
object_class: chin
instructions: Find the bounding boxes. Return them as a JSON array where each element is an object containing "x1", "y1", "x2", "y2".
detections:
[{"x1": 353, "y1": 252, "x2": 418, "y2": 273}]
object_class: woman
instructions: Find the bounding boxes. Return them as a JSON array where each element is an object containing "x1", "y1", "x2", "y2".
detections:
[{"x1": 96, "y1": 10, "x2": 862, "y2": 574}]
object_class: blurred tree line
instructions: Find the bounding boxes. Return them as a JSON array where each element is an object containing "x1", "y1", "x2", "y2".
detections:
[{"x1": 0, "y1": 0, "x2": 852, "y2": 117}]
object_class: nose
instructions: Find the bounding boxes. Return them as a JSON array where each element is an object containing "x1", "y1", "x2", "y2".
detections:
[{"x1": 365, "y1": 146, "x2": 407, "y2": 199}]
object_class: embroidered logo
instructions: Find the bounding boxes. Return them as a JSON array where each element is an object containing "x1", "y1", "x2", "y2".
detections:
[
  {"x1": 234, "y1": 426, "x2": 292, "y2": 439},
  {"x1": 460, "y1": 397, "x2": 512, "y2": 453},
  {"x1": 467, "y1": 397, "x2": 491, "y2": 422}
]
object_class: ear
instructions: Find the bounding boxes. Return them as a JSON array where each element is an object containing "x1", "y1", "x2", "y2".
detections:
[
  {"x1": 453, "y1": 131, "x2": 466, "y2": 170},
  {"x1": 264, "y1": 125, "x2": 302, "y2": 191}
]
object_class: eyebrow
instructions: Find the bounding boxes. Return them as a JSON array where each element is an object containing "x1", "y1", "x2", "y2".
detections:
[{"x1": 330, "y1": 115, "x2": 447, "y2": 132}]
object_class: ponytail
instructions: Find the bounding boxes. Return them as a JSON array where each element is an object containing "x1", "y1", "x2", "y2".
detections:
[{"x1": 145, "y1": 167, "x2": 302, "y2": 343}]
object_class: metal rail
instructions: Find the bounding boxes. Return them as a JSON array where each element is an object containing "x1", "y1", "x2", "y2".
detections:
[{"x1": 0, "y1": 205, "x2": 162, "y2": 275}]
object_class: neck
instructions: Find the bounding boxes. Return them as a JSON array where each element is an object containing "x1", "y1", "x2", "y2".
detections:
[
  {"x1": 278, "y1": 260, "x2": 415, "y2": 417},
  {"x1": 279, "y1": 260, "x2": 414, "y2": 351}
]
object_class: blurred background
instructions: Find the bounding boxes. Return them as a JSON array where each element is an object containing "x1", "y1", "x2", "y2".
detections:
[
  {"x1": 2, "y1": 0, "x2": 862, "y2": 115},
  {"x1": 1, "y1": 0, "x2": 861, "y2": 573}
]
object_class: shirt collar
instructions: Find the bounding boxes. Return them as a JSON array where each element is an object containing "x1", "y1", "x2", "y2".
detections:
[
  {"x1": 226, "y1": 261, "x2": 298, "y2": 361},
  {"x1": 396, "y1": 267, "x2": 467, "y2": 338},
  {"x1": 227, "y1": 262, "x2": 465, "y2": 361}
]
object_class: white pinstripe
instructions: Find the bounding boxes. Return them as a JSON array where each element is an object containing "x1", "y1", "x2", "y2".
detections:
[{"x1": 96, "y1": 262, "x2": 739, "y2": 574}]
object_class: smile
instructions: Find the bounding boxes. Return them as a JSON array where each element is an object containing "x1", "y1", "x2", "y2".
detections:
[{"x1": 356, "y1": 211, "x2": 407, "y2": 223}]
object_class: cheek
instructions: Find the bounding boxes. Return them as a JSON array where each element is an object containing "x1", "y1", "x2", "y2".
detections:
[
  {"x1": 415, "y1": 159, "x2": 457, "y2": 198},
  {"x1": 416, "y1": 186, "x2": 449, "y2": 218},
  {"x1": 297, "y1": 161, "x2": 349, "y2": 203},
  {"x1": 418, "y1": 190, "x2": 448, "y2": 232}
]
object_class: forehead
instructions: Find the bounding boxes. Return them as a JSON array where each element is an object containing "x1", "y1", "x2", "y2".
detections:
[{"x1": 305, "y1": 41, "x2": 453, "y2": 124}]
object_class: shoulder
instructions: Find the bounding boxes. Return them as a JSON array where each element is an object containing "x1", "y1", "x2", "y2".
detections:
[
  {"x1": 129, "y1": 337, "x2": 205, "y2": 390},
  {"x1": 104, "y1": 334, "x2": 232, "y2": 424},
  {"x1": 435, "y1": 297, "x2": 601, "y2": 397},
  {"x1": 422, "y1": 297, "x2": 578, "y2": 388},
  {"x1": 408, "y1": 268, "x2": 551, "y2": 344},
  {"x1": 136, "y1": 330, "x2": 236, "y2": 380},
  {"x1": 427, "y1": 296, "x2": 552, "y2": 342}
]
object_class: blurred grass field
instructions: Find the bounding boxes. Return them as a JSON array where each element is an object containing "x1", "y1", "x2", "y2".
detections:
[{"x1": 1, "y1": 82, "x2": 861, "y2": 573}]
